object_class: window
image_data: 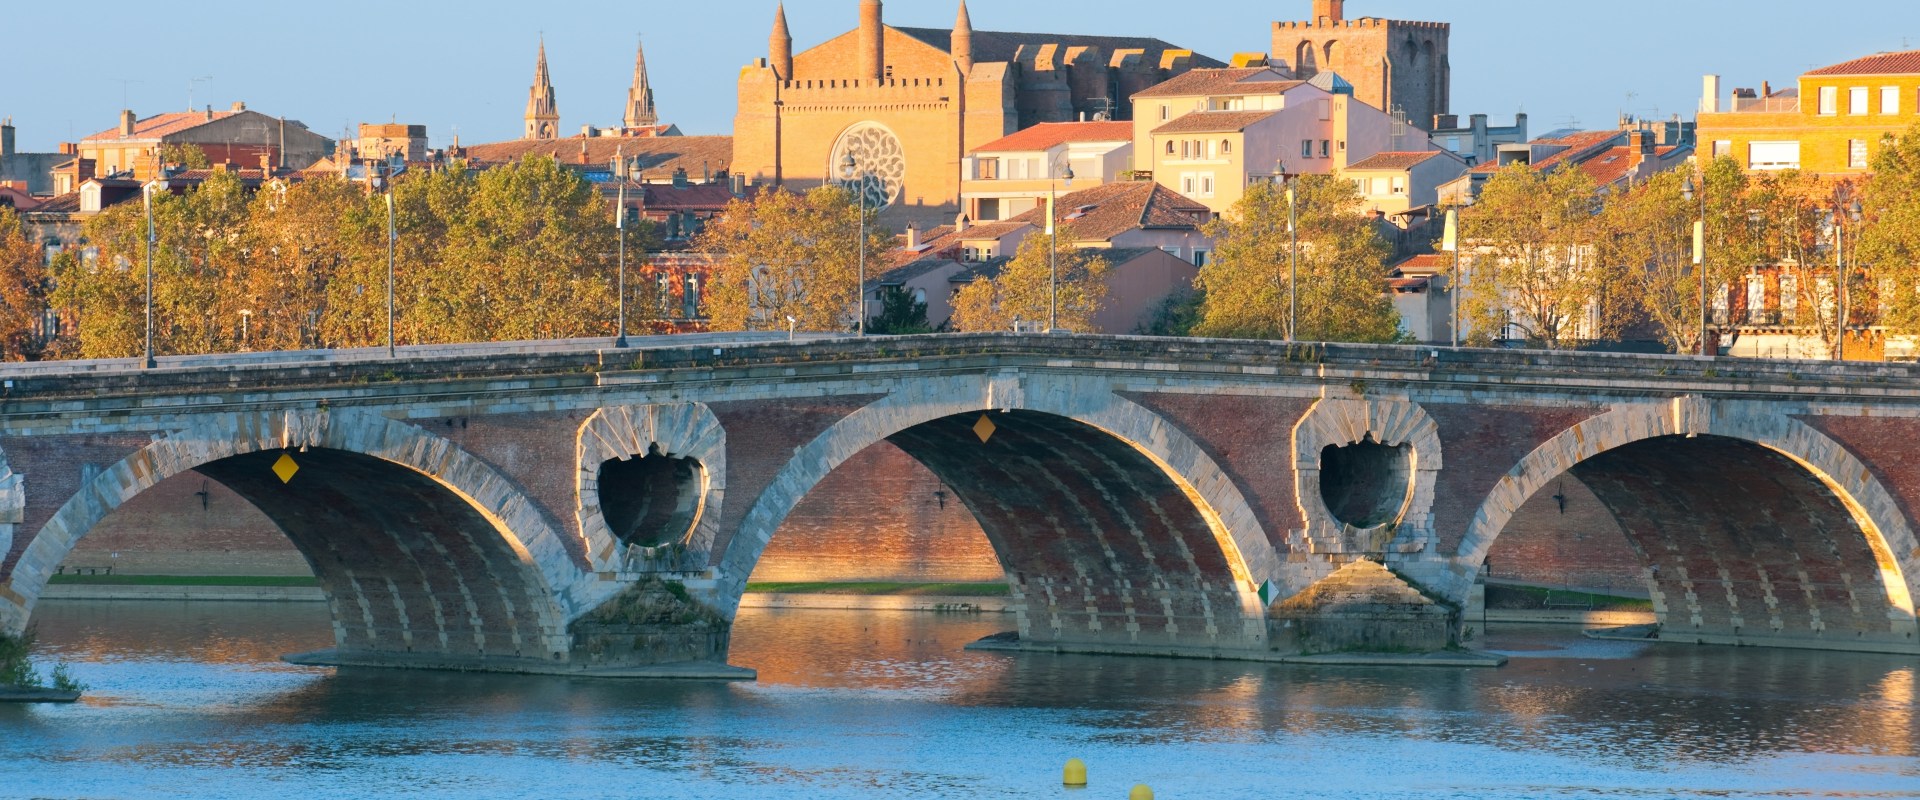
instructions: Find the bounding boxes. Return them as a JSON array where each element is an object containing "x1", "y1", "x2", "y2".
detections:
[
  {"x1": 1819, "y1": 86, "x2": 1838, "y2": 115},
  {"x1": 1166, "y1": 140, "x2": 1175, "y2": 155},
  {"x1": 1850, "y1": 86, "x2": 1870, "y2": 115},
  {"x1": 1320, "y1": 140, "x2": 1331, "y2": 158},
  {"x1": 1370, "y1": 177, "x2": 1388, "y2": 195},
  {"x1": 1201, "y1": 175, "x2": 1214, "y2": 197},
  {"x1": 978, "y1": 159, "x2": 999, "y2": 180},
  {"x1": 1748, "y1": 141, "x2": 1800, "y2": 170},
  {"x1": 1302, "y1": 139, "x2": 1314, "y2": 158},
  {"x1": 1391, "y1": 176, "x2": 1407, "y2": 195},
  {"x1": 683, "y1": 275, "x2": 702, "y2": 319},
  {"x1": 1747, "y1": 276, "x2": 1767, "y2": 324},
  {"x1": 1192, "y1": 249, "x2": 1208, "y2": 267},
  {"x1": 1161, "y1": 246, "x2": 1183, "y2": 259},
  {"x1": 912, "y1": 288, "x2": 927, "y2": 305},
  {"x1": 1221, "y1": 140, "x2": 1233, "y2": 155},
  {"x1": 1712, "y1": 140, "x2": 1733, "y2": 159},
  {"x1": 1160, "y1": 105, "x2": 1170, "y2": 122},
  {"x1": 1181, "y1": 174, "x2": 1196, "y2": 194},
  {"x1": 1884, "y1": 86, "x2": 1902, "y2": 115},
  {"x1": 1181, "y1": 141, "x2": 1190, "y2": 159},
  {"x1": 1850, "y1": 139, "x2": 1869, "y2": 169},
  {"x1": 1446, "y1": 136, "x2": 1461, "y2": 152},
  {"x1": 1781, "y1": 275, "x2": 1799, "y2": 324}
]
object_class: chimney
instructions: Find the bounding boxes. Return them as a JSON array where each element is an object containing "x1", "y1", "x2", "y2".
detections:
[
  {"x1": 954, "y1": 212, "x2": 970, "y2": 233},
  {"x1": 730, "y1": 172, "x2": 745, "y2": 195},
  {"x1": 1700, "y1": 75, "x2": 1722, "y2": 114},
  {"x1": 672, "y1": 166, "x2": 690, "y2": 187},
  {"x1": 905, "y1": 221, "x2": 921, "y2": 249},
  {"x1": 1761, "y1": 80, "x2": 1772, "y2": 99},
  {"x1": 204, "y1": 105, "x2": 214, "y2": 122},
  {"x1": 120, "y1": 109, "x2": 137, "y2": 137},
  {"x1": 860, "y1": 0, "x2": 885, "y2": 82},
  {"x1": 230, "y1": 101, "x2": 246, "y2": 112},
  {"x1": 1313, "y1": 0, "x2": 1344, "y2": 24},
  {"x1": 1433, "y1": 114, "x2": 1459, "y2": 130}
]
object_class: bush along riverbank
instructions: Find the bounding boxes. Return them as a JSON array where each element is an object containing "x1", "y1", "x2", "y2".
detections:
[{"x1": 0, "y1": 628, "x2": 85, "y2": 703}]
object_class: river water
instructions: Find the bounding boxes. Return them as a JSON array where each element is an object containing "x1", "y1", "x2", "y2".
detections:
[{"x1": 2, "y1": 601, "x2": 1917, "y2": 799}]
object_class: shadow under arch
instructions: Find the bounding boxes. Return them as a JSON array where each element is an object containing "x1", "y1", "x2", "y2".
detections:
[
  {"x1": 1, "y1": 410, "x2": 582, "y2": 666},
  {"x1": 1453, "y1": 400, "x2": 1920, "y2": 653},
  {"x1": 714, "y1": 373, "x2": 1277, "y2": 654}
]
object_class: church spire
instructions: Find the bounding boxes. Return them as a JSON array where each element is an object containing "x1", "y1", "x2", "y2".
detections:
[
  {"x1": 770, "y1": 3, "x2": 794, "y2": 80},
  {"x1": 525, "y1": 38, "x2": 559, "y2": 140},
  {"x1": 625, "y1": 35, "x2": 658, "y2": 129}
]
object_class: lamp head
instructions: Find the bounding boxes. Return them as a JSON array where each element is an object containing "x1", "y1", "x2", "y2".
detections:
[
  {"x1": 1681, "y1": 175, "x2": 1695, "y2": 201},
  {"x1": 1062, "y1": 164, "x2": 1074, "y2": 188},
  {"x1": 840, "y1": 152, "x2": 857, "y2": 181}
]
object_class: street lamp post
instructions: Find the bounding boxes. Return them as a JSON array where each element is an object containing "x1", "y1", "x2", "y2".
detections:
[
  {"x1": 1683, "y1": 174, "x2": 1708, "y2": 356},
  {"x1": 142, "y1": 180, "x2": 159, "y2": 369},
  {"x1": 1442, "y1": 206, "x2": 1460, "y2": 348},
  {"x1": 840, "y1": 153, "x2": 867, "y2": 336},
  {"x1": 615, "y1": 169, "x2": 631, "y2": 349},
  {"x1": 239, "y1": 310, "x2": 251, "y2": 351},
  {"x1": 385, "y1": 189, "x2": 396, "y2": 359},
  {"x1": 1287, "y1": 177, "x2": 1299, "y2": 342},
  {"x1": 1834, "y1": 191, "x2": 1864, "y2": 362},
  {"x1": 1048, "y1": 164, "x2": 1075, "y2": 332}
]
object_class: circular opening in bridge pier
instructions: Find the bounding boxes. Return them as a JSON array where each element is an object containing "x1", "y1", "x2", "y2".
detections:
[
  {"x1": 597, "y1": 447, "x2": 704, "y2": 548},
  {"x1": 1318, "y1": 437, "x2": 1412, "y2": 529}
]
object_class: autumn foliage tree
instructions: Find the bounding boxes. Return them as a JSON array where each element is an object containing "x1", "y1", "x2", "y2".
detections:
[
  {"x1": 696, "y1": 186, "x2": 891, "y2": 332},
  {"x1": 1459, "y1": 163, "x2": 1614, "y2": 348},
  {"x1": 0, "y1": 208, "x2": 53, "y2": 360},
  {"x1": 1191, "y1": 176, "x2": 1399, "y2": 343},
  {"x1": 949, "y1": 232, "x2": 1110, "y2": 333}
]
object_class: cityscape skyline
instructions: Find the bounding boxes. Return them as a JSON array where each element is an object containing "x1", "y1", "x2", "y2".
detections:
[{"x1": 6, "y1": 0, "x2": 1916, "y2": 152}]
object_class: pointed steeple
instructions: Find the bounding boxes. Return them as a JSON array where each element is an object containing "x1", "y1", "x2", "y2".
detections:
[
  {"x1": 770, "y1": 3, "x2": 794, "y2": 80},
  {"x1": 625, "y1": 35, "x2": 659, "y2": 129},
  {"x1": 525, "y1": 37, "x2": 559, "y2": 140},
  {"x1": 953, "y1": 1, "x2": 974, "y2": 74}
]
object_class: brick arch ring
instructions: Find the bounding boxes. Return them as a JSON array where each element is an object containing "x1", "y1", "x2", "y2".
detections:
[
  {"x1": 1447, "y1": 397, "x2": 1920, "y2": 628},
  {"x1": 1291, "y1": 398, "x2": 1442, "y2": 557},
  {"x1": 706, "y1": 372, "x2": 1282, "y2": 620},
  {"x1": 576, "y1": 403, "x2": 726, "y2": 573},
  {"x1": 0, "y1": 409, "x2": 592, "y2": 640}
]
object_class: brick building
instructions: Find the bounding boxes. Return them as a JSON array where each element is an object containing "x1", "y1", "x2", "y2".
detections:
[
  {"x1": 1270, "y1": 0, "x2": 1451, "y2": 131},
  {"x1": 0, "y1": 118, "x2": 68, "y2": 195},
  {"x1": 76, "y1": 103, "x2": 333, "y2": 181},
  {"x1": 733, "y1": 0, "x2": 1222, "y2": 228},
  {"x1": 1697, "y1": 50, "x2": 1920, "y2": 175}
]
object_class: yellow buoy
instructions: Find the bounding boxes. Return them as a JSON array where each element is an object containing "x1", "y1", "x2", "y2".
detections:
[
  {"x1": 1129, "y1": 785, "x2": 1154, "y2": 800},
  {"x1": 1062, "y1": 758, "x2": 1087, "y2": 786}
]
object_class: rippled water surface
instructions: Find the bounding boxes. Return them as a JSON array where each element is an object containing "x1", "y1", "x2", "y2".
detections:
[{"x1": 3, "y1": 601, "x2": 1918, "y2": 799}]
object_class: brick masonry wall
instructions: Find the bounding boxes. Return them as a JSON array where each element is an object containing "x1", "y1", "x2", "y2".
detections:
[
  {"x1": 1483, "y1": 473, "x2": 1644, "y2": 591},
  {"x1": 1425, "y1": 403, "x2": 1602, "y2": 555},
  {"x1": 63, "y1": 471, "x2": 309, "y2": 577},
  {"x1": 1120, "y1": 392, "x2": 1316, "y2": 551},
  {"x1": 751, "y1": 442, "x2": 1001, "y2": 583},
  {"x1": 1, "y1": 434, "x2": 154, "y2": 581}
]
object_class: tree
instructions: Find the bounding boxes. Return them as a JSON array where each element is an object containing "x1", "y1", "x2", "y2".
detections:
[
  {"x1": 1859, "y1": 122, "x2": 1920, "y2": 336},
  {"x1": 1595, "y1": 170, "x2": 1705, "y2": 353},
  {"x1": 868, "y1": 285, "x2": 933, "y2": 334},
  {"x1": 159, "y1": 143, "x2": 211, "y2": 170},
  {"x1": 949, "y1": 232, "x2": 1109, "y2": 333},
  {"x1": 1461, "y1": 163, "x2": 1612, "y2": 348},
  {"x1": 696, "y1": 186, "x2": 891, "y2": 332},
  {"x1": 0, "y1": 208, "x2": 53, "y2": 360},
  {"x1": 1191, "y1": 176, "x2": 1399, "y2": 343}
]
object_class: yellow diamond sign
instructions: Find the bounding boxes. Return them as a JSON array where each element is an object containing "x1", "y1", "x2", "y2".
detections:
[
  {"x1": 972, "y1": 413, "x2": 997, "y2": 444},
  {"x1": 272, "y1": 453, "x2": 300, "y2": 484}
]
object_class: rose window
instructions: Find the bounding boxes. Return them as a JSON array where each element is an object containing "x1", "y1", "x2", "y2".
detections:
[{"x1": 829, "y1": 122, "x2": 906, "y2": 211}]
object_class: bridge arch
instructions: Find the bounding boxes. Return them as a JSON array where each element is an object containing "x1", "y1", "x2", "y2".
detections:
[
  {"x1": 1453, "y1": 398, "x2": 1920, "y2": 651},
  {"x1": 0, "y1": 410, "x2": 585, "y2": 666},
  {"x1": 713, "y1": 372, "x2": 1277, "y2": 653}
]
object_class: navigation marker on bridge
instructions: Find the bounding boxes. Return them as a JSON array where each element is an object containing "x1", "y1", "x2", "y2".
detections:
[
  {"x1": 972, "y1": 414, "x2": 997, "y2": 444},
  {"x1": 1258, "y1": 579, "x2": 1280, "y2": 606},
  {"x1": 272, "y1": 453, "x2": 300, "y2": 484}
]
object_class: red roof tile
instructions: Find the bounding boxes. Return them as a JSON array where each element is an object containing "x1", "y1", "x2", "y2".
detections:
[
  {"x1": 82, "y1": 111, "x2": 238, "y2": 142},
  {"x1": 1151, "y1": 110, "x2": 1279, "y2": 134},
  {"x1": 1346, "y1": 151, "x2": 1450, "y2": 171},
  {"x1": 1806, "y1": 50, "x2": 1920, "y2": 76},
  {"x1": 1132, "y1": 68, "x2": 1303, "y2": 99},
  {"x1": 1004, "y1": 181, "x2": 1208, "y2": 242},
  {"x1": 973, "y1": 122, "x2": 1135, "y2": 153}
]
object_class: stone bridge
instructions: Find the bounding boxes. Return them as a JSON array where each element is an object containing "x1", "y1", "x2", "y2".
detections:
[{"x1": 2, "y1": 333, "x2": 1918, "y2": 675}]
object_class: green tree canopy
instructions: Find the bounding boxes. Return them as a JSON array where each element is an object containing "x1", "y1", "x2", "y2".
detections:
[
  {"x1": 949, "y1": 232, "x2": 1110, "y2": 333},
  {"x1": 696, "y1": 186, "x2": 891, "y2": 333}
]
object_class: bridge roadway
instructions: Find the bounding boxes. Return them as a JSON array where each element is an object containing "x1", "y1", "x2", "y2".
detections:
[{"x1": 1, "y1": 332, "x2": 1918, "y2": 675}]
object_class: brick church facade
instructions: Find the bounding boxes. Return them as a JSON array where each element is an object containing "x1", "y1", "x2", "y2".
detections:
[{"x1": 733, "y1": 0, "x2": 1223, "y2": 227}]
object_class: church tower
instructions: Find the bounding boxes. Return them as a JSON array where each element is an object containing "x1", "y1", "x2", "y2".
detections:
[
  {"x1": 1273, "y1": 0, "x2": 1450, "y2": 130},
  {"x1": 525, "y1": 39, "x2": 560, "y2": 140},
  {"x1": 624, "y1": 37, "x2": 659, "y2": 129},
  {"x1": 953, "y1": 1, "x2": 974, "y2": 73}
]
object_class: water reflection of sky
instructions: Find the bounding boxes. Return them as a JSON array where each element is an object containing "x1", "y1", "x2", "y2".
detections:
[{"x1": 1, "y1": 602, "x2": 1916, "y2": 799}]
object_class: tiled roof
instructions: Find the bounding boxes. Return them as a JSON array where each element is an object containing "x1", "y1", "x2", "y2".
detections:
[
  {"x1": 632, "y1": 183, "x2": 740, "y2": 212},
  {"x1": 1346, "y1": 151, "x2": 1449, "y2": 171},
  {"x1": 25, "y1": 193, "x2": 81, "y2": 214},
  {"x1": 1392, "y1": 253, "x2": 1450, "y2": 274},
  {"x1": 953, "y1": 220, "x2": 1037, "y2": 241},
  {"x1": 463, "y1": 135, "x2": 734, "y2": 178},
  {"x1": 1132, "y1": 68, "x2": 1301, "y2": 99},
  {"x1": 893, "y1": 27, "x2": 1224, "y2": 68},
  {"x1": 1578, "y1": 145, "x2": 1691, "y2": 186},
  {"x1": 82, "y1": 111, "x2": 237, "y2": 142},
  {"x1": 1003, "y1": 181, "x2": 1209, "y2": 242},
  {"x1": 1152, "y1": 110, "x2": 1280, "y2": 134},
  {"x1": 1806, "y1": 50, "x2": 1920, "y2": 76},
  {"x1": 973, "y1": 121, "x2": 1134, "y2": 153},
  {"x1": 1469, "y1": 131, "x2": 1625, "y2": 174}
]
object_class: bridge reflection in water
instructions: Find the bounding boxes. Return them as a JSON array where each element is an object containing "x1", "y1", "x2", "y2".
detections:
[{"x1": 5, "y1": 601, "x2": 1917, "y2": 798}]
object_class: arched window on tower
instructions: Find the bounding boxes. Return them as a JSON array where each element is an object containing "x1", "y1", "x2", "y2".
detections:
[{"x1": 1295, "y1": 41, "x2": 1319, "y2": 76}]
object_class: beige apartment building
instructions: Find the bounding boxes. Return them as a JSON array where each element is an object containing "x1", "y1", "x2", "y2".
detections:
[{"x1": 959, "y1": 121, "x2": 1133, "y2": 222}]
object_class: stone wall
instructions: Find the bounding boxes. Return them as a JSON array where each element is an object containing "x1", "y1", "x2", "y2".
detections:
[{"x1": 1483, "y1": 474, "x2": 1644, "y2": 591}]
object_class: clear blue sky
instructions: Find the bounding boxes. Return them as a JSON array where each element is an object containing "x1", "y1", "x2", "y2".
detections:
[{"x1": 5, "y1": 0, "x2": 1917, "y2": 153}]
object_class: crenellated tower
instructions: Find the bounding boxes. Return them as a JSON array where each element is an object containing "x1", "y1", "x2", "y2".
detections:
[{"x1": 1273, "y1": 0, "x2": 1449, "y2": 130}]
